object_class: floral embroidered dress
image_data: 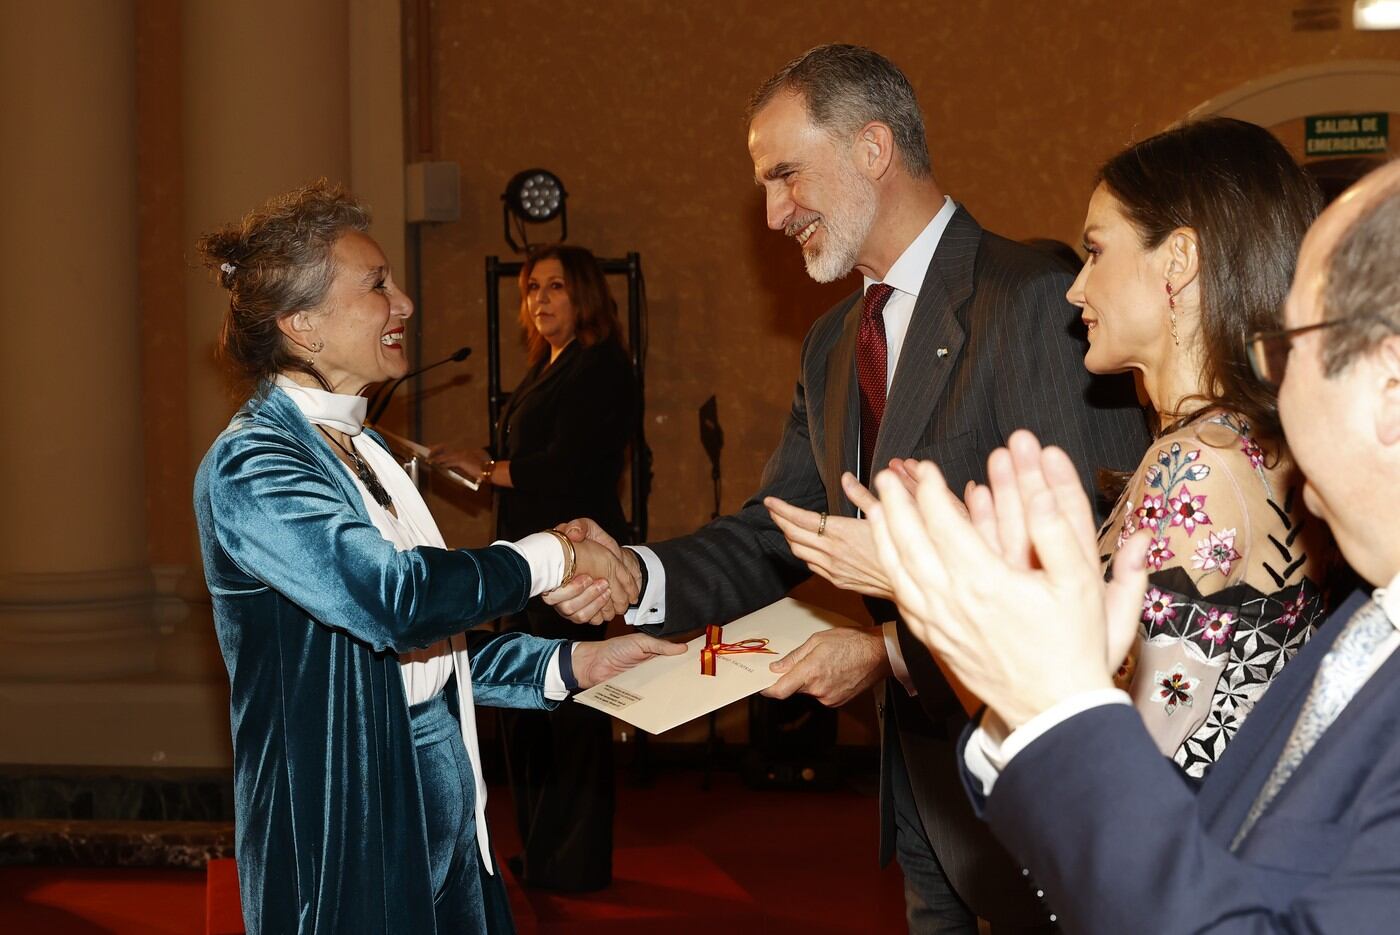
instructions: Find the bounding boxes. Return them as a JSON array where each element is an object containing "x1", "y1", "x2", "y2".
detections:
[{"x1": 1100, "y1": 413, "x2": 1329, "y2": 779}]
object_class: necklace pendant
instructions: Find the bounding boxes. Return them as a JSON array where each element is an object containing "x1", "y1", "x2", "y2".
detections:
[
  {"x1": 351, "y1": 452, "x2": 394, "y2": 509},
  {"x1": 318, "y1": 425, "x2": 394, "y2": 510}
]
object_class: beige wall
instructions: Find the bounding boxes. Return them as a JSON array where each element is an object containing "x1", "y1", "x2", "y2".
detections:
[
  {"x1": 0, "y1": 0, "x2": 407, "y2": 767},
  {"x1": 401, "y1": 2, "x2": 1397, "y2": 744},
  {"x1": 413, "y1": 2, "x2": 1400, "y2": 555},
  {"x1": 6, "y1": 2, "x2": 1400, "y2": 765}
]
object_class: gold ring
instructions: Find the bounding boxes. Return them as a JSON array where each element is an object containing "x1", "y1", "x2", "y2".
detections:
[{"x1": 817, "y1": 512, "x2": 828, "y2": 536}]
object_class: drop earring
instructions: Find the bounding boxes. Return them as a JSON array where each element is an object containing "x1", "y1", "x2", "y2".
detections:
[{"x1": 1165, "y1": 283, "x2": 1179, "y2": 346}]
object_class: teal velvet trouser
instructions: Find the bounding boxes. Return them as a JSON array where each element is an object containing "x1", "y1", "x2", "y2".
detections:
[{"x1": 411, "y1": 691, "x2": 515, "y2": 934}]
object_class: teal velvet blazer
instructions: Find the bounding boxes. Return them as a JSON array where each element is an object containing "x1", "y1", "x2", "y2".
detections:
[{"x1": 194, "y1": 386, "x2": 558, "y2": 934}]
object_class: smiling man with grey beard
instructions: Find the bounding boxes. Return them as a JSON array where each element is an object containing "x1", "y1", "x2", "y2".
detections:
[
  {"x1": 780, "y1": 139, "x2": 879, "y2": 283},
  {"x1": 546, "y1": 43, "x2": 1149, "y2": 934}
]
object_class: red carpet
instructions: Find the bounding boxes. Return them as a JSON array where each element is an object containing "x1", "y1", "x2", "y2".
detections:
[
  {"x1": 206, "y1": 858, "x2": 243, "y2": 935},
  {"x1": 496, "y1": 767, "x2": 907, "y2": 934},
  {"x1": 0, "y1": 767, "x2": 907, "y2": 934},
  {"x1": 512, "y1": 844, "x2": 755, "y2": 933},
  {"x1": 0, "y1": 866, "x2": 204, "y2": 934}
]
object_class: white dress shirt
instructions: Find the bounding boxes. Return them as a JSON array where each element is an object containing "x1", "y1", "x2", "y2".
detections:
[
  {"x1": 275, "y1": 377, "x2": 571, "y2": 875},
  {"x1": 964, "y1": 575, "x2": 1400, "y2": 797},
  {"x1": 623, "y1": 198, "x2": 959, "y2": 696}
]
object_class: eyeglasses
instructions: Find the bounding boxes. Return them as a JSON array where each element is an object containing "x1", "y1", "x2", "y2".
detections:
[{"x1": 1246, "y1": 320, "x2": 1342, "y2": 387}]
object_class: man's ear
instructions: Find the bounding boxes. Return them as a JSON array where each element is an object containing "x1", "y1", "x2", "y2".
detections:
[
  {"x1": 277, "y1": 311, "x2": 317, "y2": 351},
  {"x1": 855, "y1": 120, "x2": 895, "y2": 181},
  {"x1": 1375, "y1": 335, "x2": 1400, "y2": 447}
]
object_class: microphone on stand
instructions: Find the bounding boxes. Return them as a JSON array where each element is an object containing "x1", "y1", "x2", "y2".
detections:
[
  {"x1": 367, "y1": 345, "x2": 471, "y2": 424},
  {"x1": 364, "y1": 345, "x2": 477, "y2": 491},
  {"x1": 699, "y1": 395, "x2": 723, "y2": 521}
]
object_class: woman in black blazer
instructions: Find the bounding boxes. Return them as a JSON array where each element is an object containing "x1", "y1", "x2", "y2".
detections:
[{"x1": 433, "y1": 244, "x2": 635, "y2": 891}]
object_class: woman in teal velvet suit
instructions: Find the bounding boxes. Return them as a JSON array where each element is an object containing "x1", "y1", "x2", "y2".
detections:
[{"x1": 192, "y1": 182, "x2": 673, "y2": 934}]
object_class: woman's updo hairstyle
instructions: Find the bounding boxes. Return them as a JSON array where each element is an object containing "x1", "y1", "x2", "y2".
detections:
[{"x1": 196, "y1": 180, "x2": 371, "y2": 392}]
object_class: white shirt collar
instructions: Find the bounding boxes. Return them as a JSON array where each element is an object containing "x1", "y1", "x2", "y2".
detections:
[
  {"x1": 1374, "y1": 570, "x2": 1400, "y2": 631},
  {"x1": 863, "y1": 195, "x2": 957, "y2": 298},
  {"x1": 274, "y1": 375, "x2": 368, "y2": 436}
]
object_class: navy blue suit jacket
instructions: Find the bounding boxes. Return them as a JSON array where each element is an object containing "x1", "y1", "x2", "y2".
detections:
[{"x1": 964, "y1": 589, "x2": 1400, "y2": 933}]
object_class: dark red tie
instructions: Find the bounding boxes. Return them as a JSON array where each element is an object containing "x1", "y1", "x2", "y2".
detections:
[{"x1": 857, "y1": 283, "x2": 894, "y2": 482}]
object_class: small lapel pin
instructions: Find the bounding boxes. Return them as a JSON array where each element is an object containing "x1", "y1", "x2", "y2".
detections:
[{"x1": 936, "y1": 347, "x2": 949, "y2": 358}]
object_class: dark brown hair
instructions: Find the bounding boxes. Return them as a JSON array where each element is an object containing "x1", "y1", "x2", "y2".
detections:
[
  {"x1": 1320, "y1": 176, "x2": 1400, "y2": 375},
  {"x1": 518, "y1": 244, "x2": 621, "y2": 366},
  {"x1": 747, "y1": 44, "x2": 932, "y2": 180},
  {"x1": 195, "y1": 180, "x2": 371, "y2": 393},
  {"x1": 1099, "y1": 117, "x2": 1321, "y2": 451}
]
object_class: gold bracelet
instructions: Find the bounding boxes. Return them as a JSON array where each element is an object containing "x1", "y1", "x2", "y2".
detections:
[{"x1": 543, "y1": 529, "x2": 576, "y2": 594}]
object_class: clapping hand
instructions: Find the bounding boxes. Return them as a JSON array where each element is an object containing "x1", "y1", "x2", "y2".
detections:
[
  {"x1": 542, "y1": 518, "x2": 642, "y2": 624},
  {"x1": 867, "y1": 430, "x2": 1151, "y2": 730},
  {"x1": 764, "y1": 460, "x2": 952, "y2": 600}
]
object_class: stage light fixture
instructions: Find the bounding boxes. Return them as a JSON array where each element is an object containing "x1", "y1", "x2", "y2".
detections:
[{"x1": 502, "y1": 168, "x2": 568, "y2": 252}]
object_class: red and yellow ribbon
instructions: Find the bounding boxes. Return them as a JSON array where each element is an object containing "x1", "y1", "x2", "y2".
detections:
[{"x1": 699, "y1": 624, "x2": 777, "y2": 676}]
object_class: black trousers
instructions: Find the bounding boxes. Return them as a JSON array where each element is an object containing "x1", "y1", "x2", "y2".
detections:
[{"x1": 500, "y1": 599, "x2": 615, "y2": 891}]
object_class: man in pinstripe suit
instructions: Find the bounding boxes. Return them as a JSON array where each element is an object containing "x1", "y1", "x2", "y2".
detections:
[{"x1": 548, "y1": 44, "x2": 1147, "y2": 933}]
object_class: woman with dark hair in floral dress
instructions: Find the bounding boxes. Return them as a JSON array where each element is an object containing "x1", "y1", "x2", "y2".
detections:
[{"x1": 1077, "y1": 119, "x2": 1334, "y2": 778}]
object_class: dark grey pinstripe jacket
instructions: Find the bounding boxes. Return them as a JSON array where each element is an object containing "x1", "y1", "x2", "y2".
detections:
[{"x1": 647, "y1": 205, "x2": 1149, "y2": 924}]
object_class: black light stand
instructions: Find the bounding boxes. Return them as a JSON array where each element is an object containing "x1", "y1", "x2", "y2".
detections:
[
  {"x1": 485, "y1": 252, "x2": 653, "y2": 784},
  {"x1": 698, "y1": 396, "x2": 723, "y2": 790},
  {"x1": 483, "y1": 253, "x2": 652, "y2": 546}
]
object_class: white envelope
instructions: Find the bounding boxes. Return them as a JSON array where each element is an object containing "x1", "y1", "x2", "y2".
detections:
[{"x1": 573, "y1": 597, "x2": 854, "y2": 735}]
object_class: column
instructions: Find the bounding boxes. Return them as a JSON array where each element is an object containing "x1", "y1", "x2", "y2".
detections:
[{"x1": 0, "y1": 0, "x2": 158, "y2": 681}]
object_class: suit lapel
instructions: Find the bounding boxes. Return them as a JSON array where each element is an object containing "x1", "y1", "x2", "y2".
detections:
[
  {"x1": 507, "y1": 342, "x2": 576, "y2": 416},
  {"x1": 871, "y1": 207, "x2": 978, "y2": 473},
  {"x1": 1198, "y1": 590, "x2": 1367, "y2": 837},
  {"x1": 1258, "y1": 604, "x2": 1400, "y2": 798},
  {"x1": 823, "y1": 296, "x2": 861, "y2": 516}
]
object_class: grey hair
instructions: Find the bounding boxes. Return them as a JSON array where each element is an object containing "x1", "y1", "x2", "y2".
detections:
[
  {"x1": 196, "y1": 179, "x2": 372, "y2": 392},
  {"x1": 1321, "y1": 177, "x2": 1400, "y2": 375},
  {"x1": 747, "y1": 44, "x2": 932, "y2": 179}
]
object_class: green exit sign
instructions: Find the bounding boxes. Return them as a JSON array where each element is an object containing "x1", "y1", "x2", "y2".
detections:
[{"x1": 1305, "y1": 113, "x2": 1389, "y2": 156}]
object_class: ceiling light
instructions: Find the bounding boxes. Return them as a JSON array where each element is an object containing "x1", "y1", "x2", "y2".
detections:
[{"x1": 1355, "y1": 0, "x2": 1400, "y2": 29}]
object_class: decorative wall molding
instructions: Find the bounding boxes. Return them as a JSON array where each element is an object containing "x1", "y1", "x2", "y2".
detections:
[
  {"x1": 0, "y1": 566, "x2": 189, "y2": 680},
  {"x1": 1191, "y1": 59, "x2": 1400, "y2": 123}
]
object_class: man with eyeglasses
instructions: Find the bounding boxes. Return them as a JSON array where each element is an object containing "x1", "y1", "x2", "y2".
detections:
[{"x1": 867, "y1": 159, "x2": 1400, "y2": 933}]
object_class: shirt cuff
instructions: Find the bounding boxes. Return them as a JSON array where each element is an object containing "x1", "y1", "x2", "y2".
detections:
[
  {"x1": 882, "y1": 620, "x2": 917, "y2": 696},
  {"x1": 622, "y1": 545, "x2": 666, "y2": 626},
  {"x1": 964, "y1": 688, "x2": 1131, "y2": 796},
  {"x1": 496, "y1": 532, "x2": 567, "y2": 598},
  {"x1": 543, "y1": 643, "x2": 571, "y2": 699},
  {"x1": 542, "y1": 643, "x2": 573, "y2": 701}
]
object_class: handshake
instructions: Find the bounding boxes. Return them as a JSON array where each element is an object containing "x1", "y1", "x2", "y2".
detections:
[
  {"x1": 543, "y1": 519, "x2": 644, "y2": 625},
  {"x1": 425, "y1": 444, "x2": 644, "y2": 624}
]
